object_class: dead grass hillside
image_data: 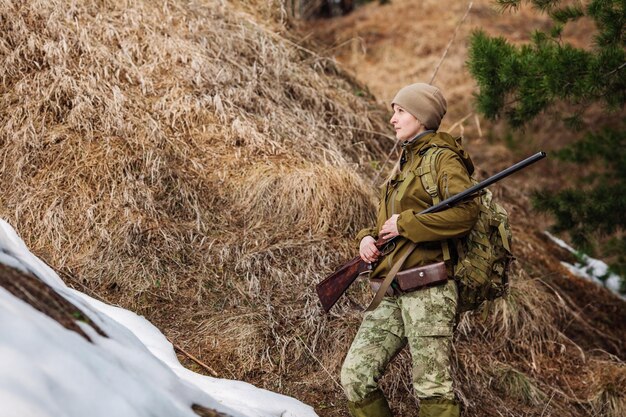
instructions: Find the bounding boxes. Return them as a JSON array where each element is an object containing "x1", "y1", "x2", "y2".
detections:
[
  {"x1": 0, "y1": 0, "x2": 389, "y2": 405},
  {"x1": 1, "y1": 1, "x2": 625, "y2": 417}
]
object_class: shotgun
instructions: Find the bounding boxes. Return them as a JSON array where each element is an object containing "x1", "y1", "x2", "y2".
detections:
[{"x1": 315, "y1": 151, "x2": 546, "y2": 313}]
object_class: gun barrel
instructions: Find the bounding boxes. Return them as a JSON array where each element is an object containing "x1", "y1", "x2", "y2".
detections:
[
  {"x1": 316, "y1": 151, "x2": 546, "y2": 312},
  {"x1": 422, "y1": 151, "x2": 546, "y2": 214}
]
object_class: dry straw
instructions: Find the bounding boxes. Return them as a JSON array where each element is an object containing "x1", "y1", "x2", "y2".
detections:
[
  {"x1": 1, "y1": 1, "x2": 624, "y2": 417},
  {"x1": 0, "y1": 0, "x2": 388, "y2": 399}
]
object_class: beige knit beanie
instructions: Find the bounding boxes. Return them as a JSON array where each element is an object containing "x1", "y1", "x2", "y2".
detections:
[{"x1": 391, "y1": 83, "x2": 447, "y2": 130}]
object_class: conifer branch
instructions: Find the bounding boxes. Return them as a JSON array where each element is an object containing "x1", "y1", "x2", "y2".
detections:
[{"x1": 605, "y1": 61, "x2": 626, "y2": 77}]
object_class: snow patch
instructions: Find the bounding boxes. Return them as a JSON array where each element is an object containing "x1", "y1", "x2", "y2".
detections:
[
  {"x1": 0, "y1": 219, "x2": 319, "y2": 417},
  {"x1": 545, "y1": 231, "x2": 625, "y2": 300}
]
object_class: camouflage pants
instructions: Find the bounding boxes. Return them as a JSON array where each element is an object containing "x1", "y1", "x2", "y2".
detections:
[{"x1": 341, "y1": 279, "x2": 458, "y2": 402}]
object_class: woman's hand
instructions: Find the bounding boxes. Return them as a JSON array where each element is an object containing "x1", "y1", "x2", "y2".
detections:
[
  {"x1": 380, "y1": 214, "x2": 400, "y2": 240},
  {"x1": 359, "y1": 236, "x2": 381, "y2": 264}
]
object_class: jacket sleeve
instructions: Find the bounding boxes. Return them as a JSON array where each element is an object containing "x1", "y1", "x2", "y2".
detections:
[
  {"x1": 396, "y1": 150, "x2": 479, "y2": 243},
  {"x1": 355, "y1": 227, "x2": 378, "y2": 249},
  {"x1": 354, "y1": 183, "x2": 387, "y2": 248}
]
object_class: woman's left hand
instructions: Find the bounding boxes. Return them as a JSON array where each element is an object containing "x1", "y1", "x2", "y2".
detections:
[{"x1": 380, "y1": 214, "x2": 400, "y2": 240}]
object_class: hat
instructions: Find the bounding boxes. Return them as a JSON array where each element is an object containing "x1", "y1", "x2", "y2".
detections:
[{"x1": 391, "y1": 83, "x2": 447, "y2": 130}]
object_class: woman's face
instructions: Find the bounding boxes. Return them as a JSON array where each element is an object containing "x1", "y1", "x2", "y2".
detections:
[{"x1": 390, "y1": 104, "x2": 425, "y2": 141}]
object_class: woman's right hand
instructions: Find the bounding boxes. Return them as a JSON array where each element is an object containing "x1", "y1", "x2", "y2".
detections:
[{"x1": 359, "y1": 236, "x2": 381, "y2": 264}]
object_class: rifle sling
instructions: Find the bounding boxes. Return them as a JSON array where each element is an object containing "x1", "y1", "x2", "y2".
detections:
[{"x1": 365, "y1": 242, "x2": 417, "y2": 312}]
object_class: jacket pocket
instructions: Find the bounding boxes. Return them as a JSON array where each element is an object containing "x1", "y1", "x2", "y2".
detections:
[{"x1": 393, "y1": 171, "x2": 416, "y2": 212}]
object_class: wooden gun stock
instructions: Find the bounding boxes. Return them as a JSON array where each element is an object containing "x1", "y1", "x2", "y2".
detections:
[
  {"x1": 315, "y1": 256, "x2": 367, "y2": 313},
  {"x1": 315, "y1": 151, "x2": 546, "y2": 313},
  {"x1": 315, "y1": 237, "x2": 389, "y2": 313}
]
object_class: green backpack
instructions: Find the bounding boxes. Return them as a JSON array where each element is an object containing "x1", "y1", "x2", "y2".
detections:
[{"x1": 418, "y1": 146, "x2": 513, "y2": 313}]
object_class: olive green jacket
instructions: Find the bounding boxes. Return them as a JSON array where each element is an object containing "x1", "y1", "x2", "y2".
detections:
[{"x1": 356, "y1": 131, "x2": 479, "y2": 280}]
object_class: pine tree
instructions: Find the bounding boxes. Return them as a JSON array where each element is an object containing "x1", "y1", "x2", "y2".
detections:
[{"x1": 467, "y1": 0, "x2": 626, "y2": 292}]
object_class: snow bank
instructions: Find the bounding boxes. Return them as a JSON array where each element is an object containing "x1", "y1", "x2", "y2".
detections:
[{"x1": 0, "y1": 219, "x2": 318, "y2": 417}]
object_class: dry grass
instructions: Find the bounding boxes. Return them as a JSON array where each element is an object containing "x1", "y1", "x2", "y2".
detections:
[
  {"x1": 0, "y1": 0, "x2": 391, "y2": 412},
  {"x1": 233, "y1": 162, "x2": 377, "y2": 235},
  {"x1": 586, "y1": 361, "x2": 626, "y2": 417},
  {"x1": 0, "y1": 0, "x2": 388, "y2": 301},
  {"x1": 1, "y1": 1, "x2": 625, "y2": 417},
  {"x1": 492, "y1": 363, "x2": 548, "y2": 406}
]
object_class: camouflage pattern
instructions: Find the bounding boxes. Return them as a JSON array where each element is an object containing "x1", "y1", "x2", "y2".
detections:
[
  {"x1": 345, "y1": 130, "x2": 473, "y2": 412},
  {"x1": 341, "y1": 280, "x2": 458, "y2": 402}
]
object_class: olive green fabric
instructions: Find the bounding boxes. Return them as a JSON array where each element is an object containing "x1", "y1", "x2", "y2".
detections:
[
  {"x1": 449, "y1": 186, "x2": 513, "y2": 312},
  {"x1": 419, "y1": 398, "x2": 461, "y2": 417},
  {"x1": 347, "y1": 390, "x2": 393, "y2": 417},
  {"x1": 418, "y1": 145, "x2": 513, "y2": 313},
  {"x1": 356, "y1": 131, "x2": 479, "y2": 281},
  {"x1": 346, "y1": 131, "x2": 474, "y2": 415},
  {"x1": 341, "y1": 280, "x2": 458, "y2": 402}
]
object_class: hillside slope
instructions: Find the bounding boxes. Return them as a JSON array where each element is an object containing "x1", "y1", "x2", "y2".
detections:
[
  {"x1": 0, "y1": 1, "x2": 624, "y2": 417},
  {"x1": 299, "y1": 0, "x2": 626, "y2": 415},
  {"x1": 0, "y1": 0, "x2": 389, "y2": 410},
  {"x1": 0, "y1": 219, "x2": 317, "y2": 417}
]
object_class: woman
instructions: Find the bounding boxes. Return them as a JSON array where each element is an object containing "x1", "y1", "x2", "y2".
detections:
[{"x1": 340, "y1": 83, "x2": 479, "y2": 417}]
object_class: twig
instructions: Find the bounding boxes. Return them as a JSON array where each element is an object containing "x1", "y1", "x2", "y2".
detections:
[
  {"x1": 447, "y1": 111, "x2": 474, "y2": 134},
  {"x1": 604, "y1": 61, "x2": 626, "y2": 77},
  {"x1": 58, "y1": 269, "x2": 124, "y2": 308},
  {"x1": 474, "y1": 113, "x2": 483, "y2": 138},
  {"x1": 374, "y1": 2, "x2": 474, "y2": 181},
  {"x1": 321, "y1": 36, "x2": 366, "y2": 57},
  {"x1": 58, "y1": 268, "x2": 220, "y2": 378},
  {"x1": 373, "y1": 140, "x2": 401, "y2": 185},
  {"x1": 297, "y1": 336, "x2": 342, "y2": 391},
  {"x1": 171, "y1": 339, "x2": 220, "y2": 378},
  {"x1": 540, "y1": 389, "x2": 556, "y2": 417},
  {"x1": 429, "y1": 2, "x2": 474, "y2": 84},
  {"x1": 328, "y1": 124, "x2": 396, "y2": 142},
  {"x1": 241, "y1": 16, "x2": 320, "y2": 59}
]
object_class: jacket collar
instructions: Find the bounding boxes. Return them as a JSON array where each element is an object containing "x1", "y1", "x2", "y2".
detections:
[{"x1": 401, "y1": 130, "x2": 436, "y2": 153}]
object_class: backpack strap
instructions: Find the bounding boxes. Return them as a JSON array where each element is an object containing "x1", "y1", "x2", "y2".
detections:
[{"x1": 417, "y1": 146, "x2": 452, "y2": 261}]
